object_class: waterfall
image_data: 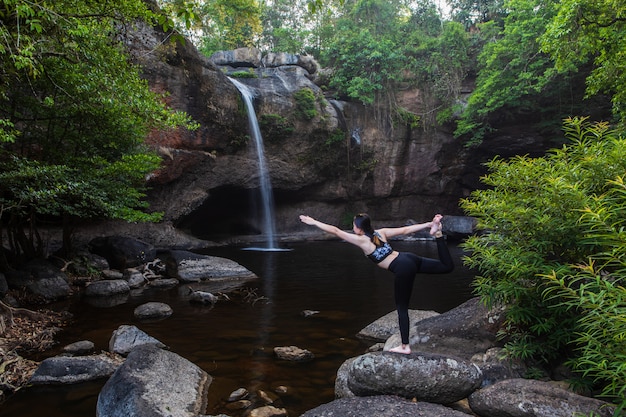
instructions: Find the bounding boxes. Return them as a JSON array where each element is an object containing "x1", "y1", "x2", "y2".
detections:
[{"x1": 229, "y1": 77, "x2": 281, "y2": 250}]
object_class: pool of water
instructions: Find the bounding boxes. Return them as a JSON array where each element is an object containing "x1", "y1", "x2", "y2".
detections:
[{"x1": 1, "y1": 240, "x2": 475, "y2": 417}]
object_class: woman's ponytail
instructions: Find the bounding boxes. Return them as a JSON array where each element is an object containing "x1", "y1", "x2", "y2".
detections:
[{"x1": 353, "y1": 213, "x2": 382, "y2": 246}]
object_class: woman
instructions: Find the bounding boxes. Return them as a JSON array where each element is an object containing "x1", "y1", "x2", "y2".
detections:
[{"x1": 299, "y1": 213, "x2": 454, "y2": 354}]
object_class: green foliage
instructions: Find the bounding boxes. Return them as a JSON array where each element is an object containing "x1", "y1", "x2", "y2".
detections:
[
  {"x1": 461, "y1": 117, "x2": 626, "y2": 411},
  {"x1": 193, "y1": 0, "x2": 262, "y2": 55},
  {"x1": 259, "y1": 0, "x2": 313, "y2": 54},
  {"x1": 448, "y1": 0, "x2": 507, "y2": 27},
  {"x1": 396, "y1": 108, "x2": 421, "y2": 129},
  {"x1": 0, "y1": 156, "x2": 162, "y2": 221},
  {"x1": 541, "y1": 175, "x2": 626, "y2": 412},
  {"x1": 230, "y1": 69, "x2": 257, "y2": 78},
  {"x1": 351, "y1": 155, "x2": 378, "y2": 174},
  {"x1": 325, "y1": 26, "x2": 403, "y2": 104},
  {"x1": 322, "y1": 0, "x2": 407, "y2": 105},
  {"x1": 454, "y1": 0, "x2": 559, "y2": 143},
  {"x1": 259, "y1": 113, "x2": 294, "y2": 140},
  {"x1": 293, "y1": 87, "x2": 318, "y2": 120},
  {"x1": 324, "y1": 129, "x2": 345, "y2": 146},
  {"x1": 540, "y1": 0, "x2": 626, "y2": 128},
  {"x1": 0, "y1": 0, "x2": 196, "y2": 262}
]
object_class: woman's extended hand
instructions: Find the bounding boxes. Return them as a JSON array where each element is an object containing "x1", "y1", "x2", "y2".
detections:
[{"x1": 299, "y1": 215, "x2": 316, "y2": 225}]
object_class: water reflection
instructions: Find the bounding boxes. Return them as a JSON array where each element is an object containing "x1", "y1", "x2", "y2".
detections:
[{"x1": 1, "y1": 241, "x2": 474, "y2": 417}]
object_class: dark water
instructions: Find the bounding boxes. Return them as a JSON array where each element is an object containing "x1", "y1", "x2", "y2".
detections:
[{"x1": 1, "y1": 240, "x2": 474, "y2": 417}]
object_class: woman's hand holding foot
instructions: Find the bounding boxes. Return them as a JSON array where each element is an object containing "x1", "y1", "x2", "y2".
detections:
[{"x1": 429, "y1": 214, "x2": 443, "y2": 238}]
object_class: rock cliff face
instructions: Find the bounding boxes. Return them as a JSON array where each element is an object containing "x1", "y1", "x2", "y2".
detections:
[{"x1": 124, "y1": 19, "x2": 556, "y2": 243}]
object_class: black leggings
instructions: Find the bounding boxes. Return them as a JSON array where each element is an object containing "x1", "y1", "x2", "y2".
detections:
[{"x1": 387, "y1": 237, "x2": 454, "y2": 344}]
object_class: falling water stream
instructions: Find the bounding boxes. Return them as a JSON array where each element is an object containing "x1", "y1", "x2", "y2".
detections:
[{"x1": 229, "y1": 77, "x2": 283, "y2": 251}]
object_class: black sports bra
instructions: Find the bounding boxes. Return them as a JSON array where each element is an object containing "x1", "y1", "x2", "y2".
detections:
[{"x1": 366, "y1": 232, "x2": 393, "y2": 263}]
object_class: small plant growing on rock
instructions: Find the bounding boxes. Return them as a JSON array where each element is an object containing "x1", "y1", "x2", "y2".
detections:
[
  {"x1": 231, "y1": 69, "x2": 257, "y2": 78},
  {"x1": 294, "y1": 88, "x2": 317, "y2": 120},
  {"x1": 259, "y1": 114, "x2": 294, "y2": 141}
]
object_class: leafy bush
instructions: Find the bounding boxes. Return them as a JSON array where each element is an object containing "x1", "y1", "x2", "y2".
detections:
[
  {"x1": 461, "y1": 117, "x2": 626, "y2": 412},
  {"x1": 294, "y1": 88, "x2": 317, "y2": 120},
  {"x1": 543, "y1": 176, "x2": 626, "y2": 413}
]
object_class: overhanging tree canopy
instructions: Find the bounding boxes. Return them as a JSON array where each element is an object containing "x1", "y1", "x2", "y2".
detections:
[{"x1": 0, "y1": 0, "x2": 196, "y2": 267}]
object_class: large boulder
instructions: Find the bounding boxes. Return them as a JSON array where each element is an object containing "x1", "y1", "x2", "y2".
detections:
[
  {"x1": 160, "y1": 250, "x2": 257, "y2": 282},
  {"x1": 357, "y1": 309, "x2": 439, "y2": 342},
  {"x1": 109, "y1": 325, "x2": 166, "y2": 356},
  {"x1": 300, "y1": 396, "x2": 471, "y2": 417},
  {"x1": 209, "y1": 47, "x2": 262, "y2": 67},
  {"x1": 96, "y1": 344, "x2": 210, "y2": 417},
  {"x1": 347, "y1": 352, "x2": 483, "y2": 404},
  {"x1": 262, "y1": 52, "x2": 320, "y2": 75},
  {"x1": 88, "y1": 236, "x2": 156, "y2": 270},
  {"x1": 384, "y1": 297, "x2": 506, "y2": 360},
  {"x1": 84, "y1": 279, "x2": 130, "y2": 297},
  {"x1": 5, "y1": 259, "x2": 71, "y2": 301},
  {"x1": 468, "y1": 378, "x2": 616, "y2": 417}
]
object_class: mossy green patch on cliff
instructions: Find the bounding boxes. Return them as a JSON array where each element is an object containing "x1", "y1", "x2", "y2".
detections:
[
  {"x1": 294, "y1": 88, "x2": 317, "y2": 120},
  {"x1": 259, "y1": 114, "x2": 294, "y2": 141},
  {"x1": 325, "y1": 129, "x2": 345, "y2": 146},
  {"x1": 230, "y1": 69, "x2": 257, "y2": 78},
  {"x1": 396, "y1": 107, "x2": 421, "y2": 130}
]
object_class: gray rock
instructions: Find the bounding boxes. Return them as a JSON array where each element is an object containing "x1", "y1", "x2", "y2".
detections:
[
  {"x1": 161, "y1": 250, "x2": 257, "y2": 282},
  {"x1": 84, "y1": 279, "x2": 130, "y2": 297},
  {"x1": 29, "y1": 353, "x2": 122, "y2": 384},
  {"x1": 384, "y1": 297, "x2": 506, "y2": 360},
  {"x1": 209, "y1": 47, "x2": 262, "y2": 67},
  {"x1": 133, "y1": 302, "x2": 173, "y2": 320},
  {"x1": 188, "y1": 288, "x2": 218, "y2": 304},
  {"x1": 335, "y1": 357, "x2": 358, "y2": 398},
  {"x1": 62, "y1": 340, "x2": 95, "y2": 355},
  {"x1": 102, "y1": 269, "x2": 124, "y2": 279},
  {"x1": 123, "y1": 268, "x2": 146, "y2": 288},
  {"x1": 247, "y1": 405, "x2": 287, "y2": 417},
  {"x1": 273, "y1": 346, "x2": 314, "y2": 362},
  {"x1": 109, "y1": 324, "x2": 166, "y2": 356},
  {"x1": 88, "y1": 235, "x2": 156, "y2": 270},
  {"x1": 472, "y1": 347, "x2": 527, "y2": 387},
  {"x1": 227, "y1": 387, "x2": 249, "y2": 401},
  {"x1": 96, "y1": 344, "x2": 211, "y2": 417},
  {"x1": 300, "y1": 395, "x2": 472, "y2": 417},
  {"x1": 149, "y1": 277, "x2": 180, "y2": 288},
  {"x1": 27, "y1": 275, "x2": 71, "y2": 300},
  {"x1": 357, "y1": 309, "x2": 439, "y2": 342},
  {"x1": 6, "y1": 260, "x2": 71, "y2": 300},
  {"x1": 468, "y1": 378, "x2": 616, "y2": 417},
  {"x1": 347, "y1": 351, "x2": 483, "y2": 404},
  {"x1": 261, "y1": 52, "x2": 320, "y2": 75}
]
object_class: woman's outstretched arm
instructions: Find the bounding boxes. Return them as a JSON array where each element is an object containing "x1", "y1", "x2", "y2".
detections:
[
  {"x1": 299, "y1": 215, "x2": 369, "y2": 249},
  {"x1": 378, "y1": 214, "x2": 442, "y2": 239}
]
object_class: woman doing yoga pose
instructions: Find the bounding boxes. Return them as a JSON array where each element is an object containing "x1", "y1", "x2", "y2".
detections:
[{"x1": 299, "y1": 213, "x2": 454, "y2": 354}]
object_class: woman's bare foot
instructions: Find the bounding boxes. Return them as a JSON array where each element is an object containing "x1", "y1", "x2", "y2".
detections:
[
  {"x1": 430, "y1": 214, "x2": 443, "y2": 238},
  {"x1": 389, "y1": 345, "x2": 411, "y2": 354}
]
